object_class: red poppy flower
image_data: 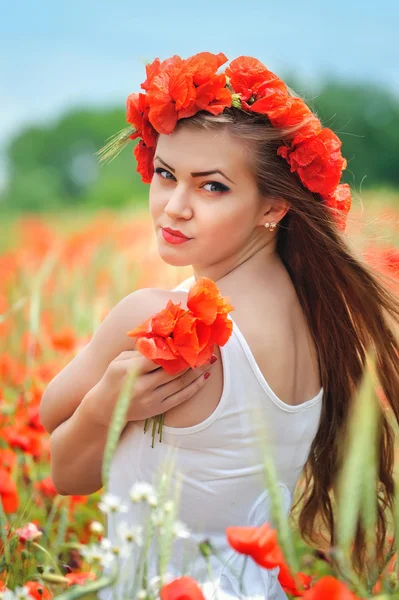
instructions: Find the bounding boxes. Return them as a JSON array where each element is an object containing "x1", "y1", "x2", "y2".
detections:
[
  {"x1": 277, "y1": 129, "x2": 347, "y2": 196},
  {"x1": 0, "y1": 448, "x2": 16, "y2": 472},
  {"x1": 225, "y1": 56, "x2": 287, "y2": 109},
  {"x1": 127, "y1": 277, "x2": 234, "y2": 374},
  {"x1": 141, "y1": 54, "x2": 183, "y2": 92},
  {"x1": 160, "y1": 576, "x2": 205, "y2": 600},
  {"x1": 2, "y1": 425, "x2": 45, "y2": 458},
  {"x1": 183, "y1": 53, "x2": 232, "y2": 117},
  {"x1": 50, "y1": 327, "x2": 77, "y2": 352},
  {"x1": 185, "y1": 52, "x2": 229, "y2": 86},
  {"x1": 34, "y1": 476, "x2": 57, "y2": 498},
  {"x1": 133, "y1": 139, "x2": 156, "y2": 184},
  {"x1": 302, "y1": 575, "x2": 359, "y2": 599},
  {"x1": 321, "y1": 183, "x2": 352, "y2": 231},
  {"x1": 24, "y1": 581, "x2": 52, "y2": 600},
  {"x1": 144, "y1": 52, "x2": 231, "y2": 135},
  {"x1": 66, "y1": 572, "x2": 96, "y2": 586},
  {"x1": 226, "y1": 522, "x2": 279, "y2": 565},
  {"x1": 266, "y1": 97, "x2": 322, "y2": 138},
  {"x1": 126, "y1": 92, "x2": 158, "y2": 149},
  {"x1": 226, "y1": 522, "x2": 311, "y2": 596},
  {"x1": 279, "y1": 566, "x2": 312, "y2": 597},
  {"x1": 0, "y1": 467, "x2": 19, "y2": 513}
]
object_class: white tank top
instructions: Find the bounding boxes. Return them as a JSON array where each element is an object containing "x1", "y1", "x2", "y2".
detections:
[{"x1": 101, "y1": 282, "x2": 323, "y2": 600}]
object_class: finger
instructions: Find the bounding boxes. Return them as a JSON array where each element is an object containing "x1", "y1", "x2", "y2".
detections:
[
  {"x1": 161, "y1": 370, "x2": 212, "y2": 411},
  {"x1": 156, "y1": 361, "x2": 216, "y2": 402},
  {"x1": 136, "y1": 356, "x2": 164, "y2": 374},
  {"x1": 112, "y1": 350, "x2": 140, "y2": 362},
  {"x1": 152, "y1": 355, "x2": 217, "y2": 388},
  {"x1": 114, "y1": 351, "x2": 163, "y2": 374}
]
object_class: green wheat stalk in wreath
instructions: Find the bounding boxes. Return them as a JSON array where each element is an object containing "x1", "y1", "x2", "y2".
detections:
[{"x1": 95, "y1": 126, "x2": 137, "y2": 165}]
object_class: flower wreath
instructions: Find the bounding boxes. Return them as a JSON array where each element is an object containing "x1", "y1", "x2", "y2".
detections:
[{"x1": 97, "y1": 52, "x2": 352, "y2": 231}]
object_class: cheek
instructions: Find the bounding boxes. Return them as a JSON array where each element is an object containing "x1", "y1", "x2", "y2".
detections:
[
  {"x1": 198, "y1": 208, "x2": 249, "y2": 249},
  {"x1": 148, "y1": 184, "x2": 163, "y2": 218}
]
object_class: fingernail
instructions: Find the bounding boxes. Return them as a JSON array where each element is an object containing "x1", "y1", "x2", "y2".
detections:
[
  {"x1": 210, "y1": 355, "x2": 218, "y2": 364},
  {"x1": 204, "y1": 372, "x2": 211, "y2": 380}
]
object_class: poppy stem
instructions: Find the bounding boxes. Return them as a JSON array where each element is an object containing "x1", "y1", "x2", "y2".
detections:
[
  {"x1": 159, "y1": 413, "x2": 165, "y2": 443},
  {"x1": 151, "y1": 417, "x2": 157, "y2": 448}
]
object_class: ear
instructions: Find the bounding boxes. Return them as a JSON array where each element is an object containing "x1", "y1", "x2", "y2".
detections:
[{"x1": 259, "y1": 198, "x2": 290, "y2": 226}]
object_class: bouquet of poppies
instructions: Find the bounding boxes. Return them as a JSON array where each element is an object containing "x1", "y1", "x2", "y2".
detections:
[{"x1": 127, "y1": 277, "x2": 234, "y2": 445}]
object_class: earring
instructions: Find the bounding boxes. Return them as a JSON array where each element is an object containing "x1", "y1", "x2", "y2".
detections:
[{"x1": 264, "y1": 221, "x2": 277, "y2": 231}]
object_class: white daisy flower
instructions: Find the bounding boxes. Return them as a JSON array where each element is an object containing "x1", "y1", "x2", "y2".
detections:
[
  {"x1": 100, "y1": 538, "x2": 112, "y2": 551},
  {"x1": 81, "y1": 543, "x2": 104, "y2": 563},
  {"x1": 129, "y1": 482, "x2": 157, "y2": 504},
  {"x1": 150, "y1": 509, "x2": 165, "y2": 527},
  {"x1": 172, "y1": 520, "x2": 190, "y2": 539},
  {"x1": 98, "y1": 493, "x2": 128, "y2": 514},
  {"x1": 147, "y1": 493, "x2": 158, "y2": 508},
  {"x1": 13, "y1": 588, "x2": 32, "y2": 600},
  {"x1": 1, "y1": 591, "x2": 16, "y2": 600},
  {"x1": 89, "y1": 520, "x2": 104, "y2": 535},
  {"x1": 163, "y1": 500, "x2": 175, "y2": 514},
  {"x1": 117, "y1": 521, "x2": 144, "y2": 547},
  {"x1": 110, "y1": 545, "x2": 122, "y2": 556},
  {"x1": 100, "y1": 550, "x2": 117, "y2": 570}
]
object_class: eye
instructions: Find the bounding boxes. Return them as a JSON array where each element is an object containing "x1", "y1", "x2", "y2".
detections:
[
  {"x1": 155, "y1": 167, "x2": 175, "y2": 180},
  {"x1": 201, "y1": 181, "x2": 230, "y2": 193},
  {"x1": 154, "y1": 167, "x2": 230, "y2": 194}
]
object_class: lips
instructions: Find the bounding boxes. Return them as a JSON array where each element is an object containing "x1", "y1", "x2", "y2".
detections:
[{"x1": 163, "y1": 228, "x2": 190, "y2": 239}]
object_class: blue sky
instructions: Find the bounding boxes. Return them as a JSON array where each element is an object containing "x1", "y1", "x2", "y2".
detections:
[{"x1": 1, "y1": 0, "x2": 397, "y2": 189}]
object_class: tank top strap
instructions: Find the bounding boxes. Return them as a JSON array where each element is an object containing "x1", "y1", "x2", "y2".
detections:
[{"x1": 171, "y1": 280, "x2": 323, "y2": 413}]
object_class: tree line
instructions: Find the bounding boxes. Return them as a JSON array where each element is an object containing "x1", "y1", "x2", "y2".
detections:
[{"x1": 1, "y1": 77, "x2": 398, "y2": 213}]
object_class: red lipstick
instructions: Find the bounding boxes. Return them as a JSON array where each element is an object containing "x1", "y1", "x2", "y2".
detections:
[{"x1": 162, "y1": 227, "x2": 192, "y2": 245}]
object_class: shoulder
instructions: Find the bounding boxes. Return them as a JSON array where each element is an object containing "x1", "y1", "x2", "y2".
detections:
[
  {"x1": 119, "y1": 275, "x2": 195, "y2": 326},
  {"x1": 104, "y1": 285, "x2": 190, "y2": 347}
]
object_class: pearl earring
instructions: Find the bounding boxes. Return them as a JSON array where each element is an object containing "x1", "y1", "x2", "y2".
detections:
[{"x1": 264, "y1": 221, "x2": 277, "y2": 231}]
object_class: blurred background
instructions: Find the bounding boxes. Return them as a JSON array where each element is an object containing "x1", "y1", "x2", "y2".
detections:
[
  {"x1": 0, "y1": 3, "x2": 398, "y2": 585},
  {"x1": 1, "y1": 0, "x2": 398, "y2": 216}
]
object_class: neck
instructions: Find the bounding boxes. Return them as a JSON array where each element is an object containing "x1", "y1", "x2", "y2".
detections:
[{"x1": 192, "y1": 235, "x2": 280, "y2": 288}]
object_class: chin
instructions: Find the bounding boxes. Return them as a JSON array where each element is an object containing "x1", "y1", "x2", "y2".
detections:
[{"x1": 159, "y1": 252, "x2": 192, "y2": 268}]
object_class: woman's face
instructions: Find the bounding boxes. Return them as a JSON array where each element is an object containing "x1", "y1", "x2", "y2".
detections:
[{"x1": 149, "y1": 125, "x2": 277, "y2": 276}]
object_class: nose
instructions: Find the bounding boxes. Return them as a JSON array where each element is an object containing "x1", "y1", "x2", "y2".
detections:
[{"x1": 164, "y1": 185, "x2": 193, "y2": 220}]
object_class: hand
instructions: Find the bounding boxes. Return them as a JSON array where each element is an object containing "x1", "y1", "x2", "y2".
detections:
[{"x1": 89, "y1": 350, "x2": 217, "y2": 427}]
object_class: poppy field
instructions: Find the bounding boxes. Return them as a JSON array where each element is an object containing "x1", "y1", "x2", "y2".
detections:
[{"x1": 1, "y1": 191, "x2": 399, "y2": 599}]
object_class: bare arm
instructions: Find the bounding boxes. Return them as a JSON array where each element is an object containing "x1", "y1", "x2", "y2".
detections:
[
  {"x1": 49, "y1": 381, "x2": 111, "y2": 495},
  {"x1": 42, "y1": 289, "x2": 156, "y2": 494},
  {"x1": 39, "y1": 288, "x2": 158, "y2": 435}
]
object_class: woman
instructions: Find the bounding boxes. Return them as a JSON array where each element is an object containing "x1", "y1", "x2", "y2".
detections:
[{"x1": 40, "y1": 53, "x2": 399, "y2": 599}]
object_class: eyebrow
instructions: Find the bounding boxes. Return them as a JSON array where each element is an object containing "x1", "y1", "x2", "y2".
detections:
[{"x1": 154, "y1": 156, "x2": 236, "y2": 184}]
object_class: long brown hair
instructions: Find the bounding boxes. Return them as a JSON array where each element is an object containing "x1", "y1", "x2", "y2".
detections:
[{"x1": 174, "y1": 103, "x2": 399, "y2": 577}]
